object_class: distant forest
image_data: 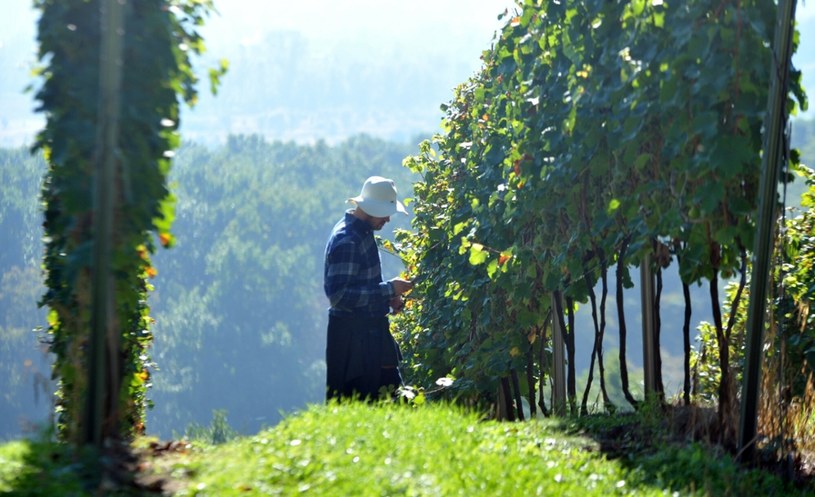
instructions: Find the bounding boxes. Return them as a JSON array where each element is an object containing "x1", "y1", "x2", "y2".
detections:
[
  {"x1": 0, "y1": 134, "x2": 418, "y2": 440},
  {"x1": 1, "y1": 118, "x2": 815, "y2": 440}
]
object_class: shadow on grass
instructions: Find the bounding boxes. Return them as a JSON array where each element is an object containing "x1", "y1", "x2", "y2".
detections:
[
  {"x1": 550, "y1": 405, "x2": 815, "y2": 497},
  {"x1": 1, "y1": 438, "x2": 159, "y2": 496}
]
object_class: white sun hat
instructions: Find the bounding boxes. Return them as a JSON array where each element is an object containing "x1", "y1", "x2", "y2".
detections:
[{"x1": 348, "y1": 176, "x2": 408, "y2": 217}]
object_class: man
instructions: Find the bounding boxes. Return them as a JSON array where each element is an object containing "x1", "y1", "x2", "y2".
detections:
[{"x1": 323, "y1": 176, "x2": 413, "y2": 401}]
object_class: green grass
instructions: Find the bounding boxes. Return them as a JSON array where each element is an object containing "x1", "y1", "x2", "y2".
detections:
[
  {"x1": 172, "y1": 402, "x2": 811, "y2": 497},
  {"x1": 1, "y1": 402, "x2": 812, "y2": 496}
]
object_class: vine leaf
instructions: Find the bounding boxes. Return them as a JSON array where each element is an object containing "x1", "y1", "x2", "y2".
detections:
[{"x1": 469, "y1": 243, "x2": 488, "y2": 265}]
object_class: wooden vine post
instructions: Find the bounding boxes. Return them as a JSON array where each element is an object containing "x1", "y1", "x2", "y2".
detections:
[
  {"x1": 551, "y1": 293, "x2": 566, "y2": 416},
  {"x1": 640, "y1": 255, "x2": 657, "y2": 397},
  {"x1": 86, "y1": 0, "x2": 125, "y2": 448},
  {"x1": 738, "y1": 0, "x2": 797, "y2": 461}
]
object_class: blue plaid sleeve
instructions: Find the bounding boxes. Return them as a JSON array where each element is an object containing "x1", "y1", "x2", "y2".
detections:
[{"x1": 325, "y1": 237, "x2": 392, "y2": 311}]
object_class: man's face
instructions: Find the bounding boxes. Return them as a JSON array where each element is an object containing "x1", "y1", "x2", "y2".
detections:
[{"x1": 367, "y1": 215, "x2": 390, "y2": 231}]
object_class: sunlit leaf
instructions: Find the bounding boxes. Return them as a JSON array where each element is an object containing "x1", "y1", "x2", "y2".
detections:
[
  {"x1": 469, "y1": 243, "x2": 488, "y2": 265},
  {"x1": 487, "y1": 258, "x2": 499, "y2": 278}
]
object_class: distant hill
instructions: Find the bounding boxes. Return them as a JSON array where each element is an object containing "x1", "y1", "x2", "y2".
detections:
[
  {"x1": 1, "y1": 4, "x2": 813, "y2": 148},
  {"x1": 179, "y1": 29, "x2": 489, "y2": 145},
  {"x1": 0, "y1": 2, "x2": 505, "y2": 148}
]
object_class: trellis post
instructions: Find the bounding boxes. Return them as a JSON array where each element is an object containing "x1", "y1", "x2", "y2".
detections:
[
  {"x1": 738, "y1": 0, "x2": 797, "y2": 461},
  {"x1": 640, "y1": 255, "x2": 657, "y2": 396},
  {"x1": 551, "y1": 293, "x2": 567, "y2": 415},
  {"x1": 87, "y1": 0, "x2": 125, "y2": 448}
]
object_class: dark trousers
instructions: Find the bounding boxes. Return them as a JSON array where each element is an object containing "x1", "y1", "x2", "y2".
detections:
[{"x1": 325, "y1": 314, "x2": 402, "y2": 401}]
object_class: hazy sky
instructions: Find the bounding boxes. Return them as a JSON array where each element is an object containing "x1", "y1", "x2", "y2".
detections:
[
  {"x1": 206, "y1": 1, "x2": 514, "y2": 42},
  {"x1": 0, "y1": 1, "x2": 515, "y2": 58},
  {"x1": 3, "y1": 1, "x2": 812, "y2": 68},
  {"x1": 6, "y1": 1, "x2": 811, "y2": 71},
  {"x1": 188, "y1": 0, "x2": 815, "y2": 77},
  {"x1": 1, "y1": 0, "x2": 813, "y2": 121},
  {"x1": 0, "y1": 1, "x2": 519, "y2": 145}
]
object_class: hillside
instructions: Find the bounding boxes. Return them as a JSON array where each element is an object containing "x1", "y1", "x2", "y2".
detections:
[
  {"x1": 1, "y1": 402, "x2": 812, "y2": 496},
  {"x1": 0, "y1": 138, "x2": 419, "y2": 441},
  {"x1": 3, "y1": 118, "x2": 815, "y2": 442}
]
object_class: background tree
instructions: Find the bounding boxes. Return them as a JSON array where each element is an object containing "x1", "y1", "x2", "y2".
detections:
[{"x1": 0, "y1": 148, "x2": 51, "y2": 437}]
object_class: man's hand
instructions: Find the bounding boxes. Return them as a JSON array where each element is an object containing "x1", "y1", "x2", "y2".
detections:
[
  {"x1": 389, "y1": 296, "x2": 405, "y2": 315},
  {"x1": 389, "y1": 277, "x2": 413, "y2": 296}
]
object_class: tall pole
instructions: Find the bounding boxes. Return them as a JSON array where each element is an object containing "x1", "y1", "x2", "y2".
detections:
[
  {"x1": 551, "y1": 293, "x2": 567, "y2": 416},
  {"x1": 640, "y1": 255, "x2": 657, "y2": 396},
  {"x1": 738, "y1": 0, "x2": 797, "y2": 461},
  {"x1": 87, "y1": 0, "x2": 125, "y2": 447}
]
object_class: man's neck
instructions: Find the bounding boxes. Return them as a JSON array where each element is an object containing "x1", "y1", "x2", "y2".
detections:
[
  {"x1": 351, "y1": 208, "x2": 369, "y2": 222},
  {"x1": 348, "y1": 208, "x2": 371, "y2": 230}
]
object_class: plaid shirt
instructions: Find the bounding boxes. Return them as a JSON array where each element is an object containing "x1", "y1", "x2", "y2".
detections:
[{"x1": 324, "y1": 211, "x2": 394, "y2": 317}]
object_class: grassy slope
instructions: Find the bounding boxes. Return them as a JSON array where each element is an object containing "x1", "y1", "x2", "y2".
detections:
[
  {"x1": 172, "y1": 402, "x2": 811, "y2": 497},
  {"x1": 1, "y1": 402, "x2": 812, "y2": 496}
]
